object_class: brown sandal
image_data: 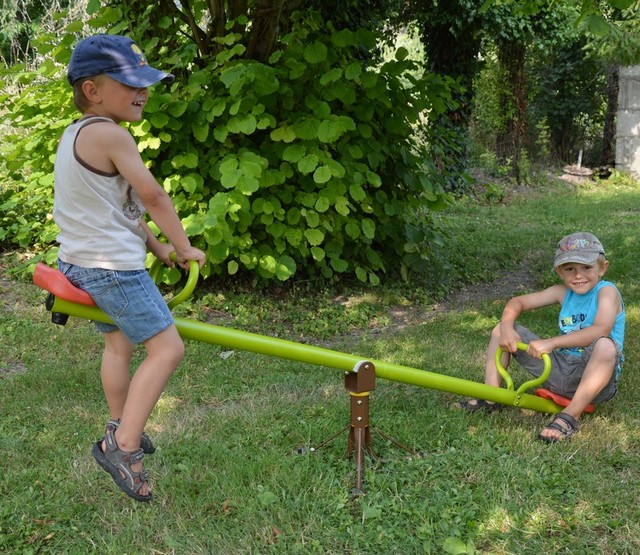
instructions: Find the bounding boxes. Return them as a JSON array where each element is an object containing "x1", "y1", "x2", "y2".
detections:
[{"x1": 91, "y1": 427, "x2": 152, "y2": 502}]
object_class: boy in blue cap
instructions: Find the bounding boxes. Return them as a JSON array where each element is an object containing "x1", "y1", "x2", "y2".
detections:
[
  {"x1": 457, "y1": 232, "x2": 625, "y2": 443},
  {"x1": 54, "y1": 34, "x2": 206, "y2": 501}
]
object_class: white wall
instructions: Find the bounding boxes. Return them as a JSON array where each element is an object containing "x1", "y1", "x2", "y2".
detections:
[{"x1": 616, "y1": 66, "x2": 640, "y2": 177}]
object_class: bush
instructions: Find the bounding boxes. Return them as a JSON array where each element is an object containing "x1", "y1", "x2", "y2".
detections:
[{"x1": 1, "y1": 8, "x2": 454, "y2": 284}]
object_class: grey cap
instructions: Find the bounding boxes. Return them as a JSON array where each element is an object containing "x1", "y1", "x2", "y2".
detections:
[{"x1": 554, "y1": 232, "x2": 605, "y2": 268}]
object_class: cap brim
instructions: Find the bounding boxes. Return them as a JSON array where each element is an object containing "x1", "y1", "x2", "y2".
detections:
[
  {"x1": 105, "y1": 66, "x2": 174, "y2": 87},
  {"x1": 554, "y1": 253, "x2": 600, "y2": 268}
]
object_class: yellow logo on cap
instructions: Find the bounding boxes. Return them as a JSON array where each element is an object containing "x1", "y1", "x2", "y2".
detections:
[{"x1": 130, "y1": 43, "x2": 148, "y2": 67}]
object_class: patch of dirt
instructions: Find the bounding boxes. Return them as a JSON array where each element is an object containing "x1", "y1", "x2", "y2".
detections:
[
  {"x1": 365, "y1": 264, "x2": 540, "y2": 337},
  {"x1": 0, "y1": 360, "x2": 28, "y2": 378}
]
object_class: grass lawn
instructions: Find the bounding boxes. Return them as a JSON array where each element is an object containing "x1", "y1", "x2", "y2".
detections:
[{"x1": 2, "y1": 172, "x2": 640, "y2": 554}]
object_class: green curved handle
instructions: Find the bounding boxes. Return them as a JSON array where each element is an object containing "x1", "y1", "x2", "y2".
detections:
[
  {"x1": 148, "y1": 253, "x2": 200, "y2": 310},
  {"x1": 495, "y1": 341, "x2": 552, "y2": 394}
]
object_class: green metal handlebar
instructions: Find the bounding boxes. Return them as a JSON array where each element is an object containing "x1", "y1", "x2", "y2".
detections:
[
  {"x1": 495, "y1": 341, "x2": 552, "y2": 395},
  {"x1": 148, "y1": 254, "x2": 200, "y2": 310}
]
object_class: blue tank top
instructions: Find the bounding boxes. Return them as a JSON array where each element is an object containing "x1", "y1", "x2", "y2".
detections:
[{"x1": 558, "y1": 280, "x2": 625, "y2": 361}]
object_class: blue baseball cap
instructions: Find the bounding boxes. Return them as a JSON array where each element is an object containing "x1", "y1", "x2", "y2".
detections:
[{"x1": 67, "y1": 34, "x2": 174, "y2": 87}]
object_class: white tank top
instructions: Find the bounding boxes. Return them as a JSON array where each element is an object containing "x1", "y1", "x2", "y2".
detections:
[{"x1": 53, "y1": 117, "x2": 147, "y2": 270}]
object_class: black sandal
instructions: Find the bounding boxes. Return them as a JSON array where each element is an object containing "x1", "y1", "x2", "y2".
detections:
[
  {"x1": 539, "y1": 412, "x2": 579, "y2": 443},
  {"x1": 454, "y1": 399, "x2": 504, "y2": 413},
  {"x1": 92, "y1": 427, "x2": 152, "y2": 502}
]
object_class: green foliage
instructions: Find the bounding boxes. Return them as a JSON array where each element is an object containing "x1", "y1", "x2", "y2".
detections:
[
  {"x1": 534, "y1": 117, "x2": 551, "y2": 160},
  {"x1": 0, "y1": 76, "x2": 72, "y2": 254},
  {"x1": 583, "y1": 0, "x2": 640, "y2": 65},
  {"x1": 399, "y1": 0, "x2": 486, "y2": 194},
  {"x1": 1, "y1": 6, "x2": 454, "y2": 285},
  {"x1": 469, "y1": 50, "x2": 509, "y2": 150},
  {"x1": 479, "y1": 0, "x2": 640, "y2": 64},
  {"x1": 0, "y1": 0, "x2": 69, "y2": 65},
  {"x1": 470, "y1": 3, "x2": 613, "y2": 166},
  {"x1": 527, "y1": 32, "x2": 608, "y2": 164}
]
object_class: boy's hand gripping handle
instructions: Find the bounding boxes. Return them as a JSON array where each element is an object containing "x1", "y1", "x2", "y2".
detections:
[
  {"x1": 495, "y1": 342, "x2": 552, "y2": 395},
  {"x1": 149, "y1": 253, "x2": 200, "y2": 310}
]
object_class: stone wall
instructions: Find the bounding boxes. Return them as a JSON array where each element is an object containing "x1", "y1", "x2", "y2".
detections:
[{"x1": 616, "y1": 66, "x2": 640, "y2": 177}]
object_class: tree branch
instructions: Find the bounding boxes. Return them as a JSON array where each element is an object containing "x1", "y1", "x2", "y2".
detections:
[{"x1": 173, "y1": 0, "x2": 211, "y2": 56}]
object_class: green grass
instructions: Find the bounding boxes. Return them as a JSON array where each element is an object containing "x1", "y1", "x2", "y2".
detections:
[{"x1": 3, "y1": 171, "x2": 640, "y2": 554}]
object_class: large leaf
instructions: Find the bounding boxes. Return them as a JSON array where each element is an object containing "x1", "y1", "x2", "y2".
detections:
[
  {"x1": 304, "y1": 228, "x2": 324, "y2": 246},
  {"x1": 283, "y1": 144, "x2": 306, "y2": 163},
  {"x1": 270, "y1": 126, "x2": 297, "y2": 142},
  {"x1": 303, "y1": 41, "x2": 328, "y2": 64},
  {"x1": 587, "y1": 14, "x2": 610, "y2": 37},
  {"x1": 275, "y1": 255, "x2": 296, "y2": 281},
  {"x1": 313, "y1": 166, "x2": 332, "y2": 183},
  {"x1": 298, "y1": 154, "x2": 319, "y2": 174}
]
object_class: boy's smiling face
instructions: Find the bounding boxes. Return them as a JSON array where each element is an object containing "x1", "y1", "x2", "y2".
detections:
[
  {"x1": 82, "y1": 75, "x2": 149, "y2": 123},
  {"x1": 555, "y1": 260, "x2": 608, "y2": 294}
]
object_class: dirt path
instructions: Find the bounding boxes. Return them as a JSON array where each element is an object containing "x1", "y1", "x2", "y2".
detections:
[{"x1": 373, "y1": 263, "x2": 540, "y2": 335}]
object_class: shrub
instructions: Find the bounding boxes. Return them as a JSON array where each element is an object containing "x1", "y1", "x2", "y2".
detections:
[{"x1": 1, "y1": 8, "x2": 454, "y2": 284}]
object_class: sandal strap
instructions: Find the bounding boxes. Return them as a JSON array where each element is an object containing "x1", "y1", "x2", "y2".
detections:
[
  {"x1": 545, "y1": 421, "x2": 573, "y2": 437},
  {"x1": 106, "y1": 418, "x2": 120, "y2": 430},
  {"x1": 103, "y1": 428, "x2": 149, "y2": 494},
  {"x1": 541, "y1": 411, "x2": 579, "y2": 440},
  {"x1": 105, "y1": 418, "x2": 155, "y2": 454},
  {"x1": 104, "y1": 427, "x2": 144, "y2": 460},
  {"x1": 554, "y1": 412, "x2": 579, "y2": 431}
]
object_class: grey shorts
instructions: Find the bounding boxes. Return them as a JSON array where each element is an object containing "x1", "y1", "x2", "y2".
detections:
[
  {"x1": 58, "y1": 260, "x2": 174, "y2": 345},
  {"x1": 511, "y1": 324, "x2": 620, "y2": 404}
]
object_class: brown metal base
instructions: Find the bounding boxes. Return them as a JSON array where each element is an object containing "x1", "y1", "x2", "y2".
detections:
[{"x1": 312, "y1": 361, "x2": 418, "y2": 495}]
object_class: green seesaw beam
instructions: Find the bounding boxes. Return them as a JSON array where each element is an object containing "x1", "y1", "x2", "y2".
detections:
[{"x1": 46, "y1": 295, "x2": 561, "y2": 414}]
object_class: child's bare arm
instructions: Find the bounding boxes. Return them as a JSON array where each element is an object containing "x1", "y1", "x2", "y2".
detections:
[
  {"x1": 141, "y1": 220, "x2": 175, "y2": 266},
  {"x1": 99, "y1": 125, "x2": 205, "y2": 268},
  {"x1": 498, "y1": 285, "x2": 566, "y2": 353}
]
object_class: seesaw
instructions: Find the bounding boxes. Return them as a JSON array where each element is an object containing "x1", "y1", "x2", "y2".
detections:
[{"x1": 33, "y1": 259, "x2": 573, "y2": 492}]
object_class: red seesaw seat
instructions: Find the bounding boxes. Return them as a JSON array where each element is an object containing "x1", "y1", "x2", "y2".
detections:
[
  {"x1": 33, "y1": 263, "x2": 96, "y2": 306},
  {"x1": 535, "y1": 388, "x2": 595, "y2": 414}
]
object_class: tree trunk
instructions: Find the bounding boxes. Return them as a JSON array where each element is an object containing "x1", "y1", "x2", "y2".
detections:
[
  {"x1": 601, "y1": 64, "x2": 619, "y2": 167},
  {"x1": 496, "y1": 38, "x2": 527, "y2": 183},
  {"x1": 245, "y1": 0, "x2": 286, "y2": 62}
]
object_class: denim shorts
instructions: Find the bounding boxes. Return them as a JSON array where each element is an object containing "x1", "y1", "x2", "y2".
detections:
[
  {"x1": 511, "y1": 323, "x2": 620, "y2": 404},
  {"x1": 57, "y1": 260, "x2": 174, "y2": 345}
]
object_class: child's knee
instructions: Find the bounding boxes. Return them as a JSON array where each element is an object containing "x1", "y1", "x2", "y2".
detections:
[
  {"x1": 165, "y1": 336, "x2": 185, "y2": 364},
  {"x1": 592, "y1": 336, "x2": 617, "y2": 361},
  {"x1": 175, "y1": 339, "x2": 186, "y2": 362},
  {"x1": 146, "y1": 327, "x2": 185, "y2": 364}
]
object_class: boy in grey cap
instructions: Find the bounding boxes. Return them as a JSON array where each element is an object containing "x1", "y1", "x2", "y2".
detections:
[
  {"x1": 457, "y1": 232, "x2": 625, "y2": 443},
  {"x1": 54, "y1": 34, "x2": 206, "y2": 501}
]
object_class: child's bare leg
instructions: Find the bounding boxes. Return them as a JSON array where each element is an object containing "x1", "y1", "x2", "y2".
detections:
[
  {"x1": 101, "y1": 330, "x2": 134, "y2": 418},
  {"x1": 540, "y1": 338, "x2": 617, "y2": 441},
  {"x1": 485, "y1": 323, "x2": 509, "y2": 387},
  {"x1": 115, "y1": 324, "x2": 184, "y2": 449},
  {"x1": 459, "y1": 324, "x2": 508, "y2": 410},
  {"x1": 104, "y1": 325, "x2": 185, "y2": 496}
]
